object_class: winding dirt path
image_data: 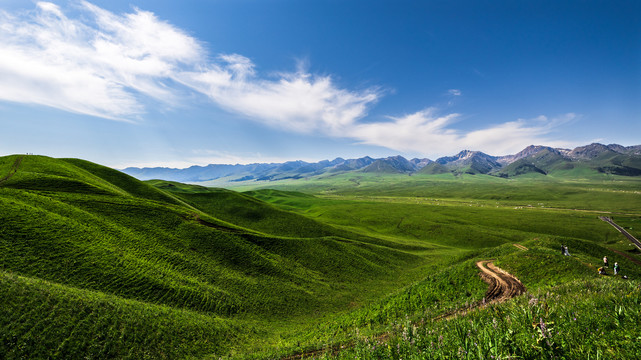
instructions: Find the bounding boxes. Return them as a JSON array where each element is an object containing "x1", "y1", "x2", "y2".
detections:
[
  {"x1": 476, "y1": 260, "x2": 526, "y2": 303},
  {"x1": 282, "y1": 261, "x2": 526, "y2": 359}
]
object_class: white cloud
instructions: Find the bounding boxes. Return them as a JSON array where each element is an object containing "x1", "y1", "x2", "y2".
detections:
[
  {"x1": 177, "y1": 64, "x2": 379, "y2": 134},
  {"x1": 448, "y1": 89, "x2": 461, "y2": 96},
  {"x1": 0, "y1": 1, "x2": 379, "y2": 126},
  {"x1": 187, "y1": 149, "x2": 324, "y2": 165},
  {"x1": 345, "y1": 110, "x2": 577, "y2": 157},
  {"x1": 0, "y1": 1, "x2": 203, "y2": 119}
]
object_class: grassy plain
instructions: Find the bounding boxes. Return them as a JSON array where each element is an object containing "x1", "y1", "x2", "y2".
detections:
[{"x1": 1, "y1": 154, "x2": 641, "y2": 359}]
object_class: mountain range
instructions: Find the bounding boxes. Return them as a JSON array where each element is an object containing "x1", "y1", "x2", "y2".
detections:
[{"x1": 122, "y1": 143, "x2": 641, "y2": 182}]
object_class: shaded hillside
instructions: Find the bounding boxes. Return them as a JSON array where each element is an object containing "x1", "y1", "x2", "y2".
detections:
[
  {"x1": 416, "y1": 162, "x2": 450, "y2": 174},
  {"x1": 435, "y1": 150, "x2": 502, "y2": 174},
  {"x1": 496, "y1": 145, "x2": 560, "y2": 164},
  {"x1": 362, "y1": 155, "x2": 417, "y2": 173},
  {"x1": 496, "y1": 147, "x2": 567, "y2": 177},
  {"x1": 148, "y1": 180, "x2": 377, "y2": 241},
  {"x1": 499, "y1": 143, "x2": 641, "y2": 177}
]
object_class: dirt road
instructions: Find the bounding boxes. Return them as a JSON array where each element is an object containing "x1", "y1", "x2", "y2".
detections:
[{"x1": 476, "y1": 260, "x2": 526, "y2": 303}]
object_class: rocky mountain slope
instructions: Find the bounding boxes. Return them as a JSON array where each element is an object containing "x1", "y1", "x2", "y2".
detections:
[{"x1": 122, "y1": 143, "x2": 641, "y2": 182}]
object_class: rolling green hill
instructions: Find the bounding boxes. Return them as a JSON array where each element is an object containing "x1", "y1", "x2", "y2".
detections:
[
  {"x1": 0, "y1": 155, "x2": 431, "y2": 358},
  {"x1": 2, "y1": 154, "x2": 641, "y2": 359},
  {"x1": 147, "y1": 180, "x2": 344, "y2": 239}
]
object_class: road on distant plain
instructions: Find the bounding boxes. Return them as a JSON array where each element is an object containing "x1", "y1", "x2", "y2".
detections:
[{"x1": 600, "y1": 216, "x2": 641, "y2": 251}]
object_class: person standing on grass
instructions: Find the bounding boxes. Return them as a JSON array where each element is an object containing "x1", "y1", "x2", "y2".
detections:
[
  {"x1": 614, "y1": 262, "x2": 620, "y2": 275},
  {"x1": 564, "y1": 245, "x2": 570, "y2": 256},
  {"x1": 603, "y1": 256, "x2": 609, "y2": 267},
  {"x1": 561, "y1": 244, "x2": 565, "y2": 255}
]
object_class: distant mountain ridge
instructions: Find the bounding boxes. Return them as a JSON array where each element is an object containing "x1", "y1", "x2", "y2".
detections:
[{"x1": 121, "y1": 143, "x2": 641, "y2": 182}]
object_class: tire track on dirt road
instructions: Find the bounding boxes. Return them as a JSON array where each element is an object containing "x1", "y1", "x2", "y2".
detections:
[
  {"x1": 476, "y1": 260, "x2": 526, "y2": 303},
  {"x1": 513, "y1": 243, "x2": 529, "y2": 251}
]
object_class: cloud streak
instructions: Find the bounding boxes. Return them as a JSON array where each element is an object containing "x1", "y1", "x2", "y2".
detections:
[
  {"x1": 177, "y1": 58, "x2": 379, "y2": 134},
  {"x1": 346, "y1": 110, "x2": 577, "y2": 157}
]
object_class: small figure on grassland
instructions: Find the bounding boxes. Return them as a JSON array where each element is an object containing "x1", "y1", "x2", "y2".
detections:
[
  {"x1": 614, "y1": 262, "x2": 620, "y2": 275},
  {"x1": 561, "y1": 244, "x2": 565, "y2": 255},
  {"x1": 564, "y1": 245, "x2": 570, "y2": 256},
  {"x1": 603, "y1": 256, "x2": 609, "y2": 267},
  {"x1": 598, "y1": 267, "x2": 607, "y2": 275}
]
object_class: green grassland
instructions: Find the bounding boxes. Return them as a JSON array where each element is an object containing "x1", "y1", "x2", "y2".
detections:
[
  {"x1": 1, "y1": 154, "x2": 641, "y2": 359},
  {"x1": 229, "y1": 170, "x2": 641, "y2": 213}
]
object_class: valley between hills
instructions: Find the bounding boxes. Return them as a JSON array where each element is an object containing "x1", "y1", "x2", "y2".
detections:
[{"x1": 1, "y1": 152, "x2": 641, "y2": 359}]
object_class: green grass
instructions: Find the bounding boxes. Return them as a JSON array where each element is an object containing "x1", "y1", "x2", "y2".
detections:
[
  {"x1": 2, "y1": 154, "x2": 641, "y2": 359},
  {"x1": 337, "y1": 242, "x2": 641, "y2": 359},
  {"x1": 0, "y1": 270, "x2": 244, "y2": 359},
  {"x1": 324, "y1": 277, "x2": 641, "y2": 360}
]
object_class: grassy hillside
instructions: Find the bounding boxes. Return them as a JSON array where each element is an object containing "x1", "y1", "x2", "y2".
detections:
[
  {"x1": 2, "y1": 154, "x2": 640, "y2": 359},
  {"x1": 0, "y1": 270, "x2": 243, "y2": 359},
  {"x1": 147, "y1": 180, "x2": 347, "y2": 239},
  {"x1": 239, "y1": 238, "x2": 641, "y2": 359},
  {"x1": 311, "y1": 239, "x2": 641, "y2": 359},
  {"x1": 0, "y1": 155, "x2": 432, "y2": 358}
]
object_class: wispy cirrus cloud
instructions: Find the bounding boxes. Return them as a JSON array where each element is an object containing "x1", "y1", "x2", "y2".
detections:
[
  {"x1": 0, "y1": 1, "x2": 204, "y2": 120},
  {"x1": 177, "y1": 57, "x2": 380, "y2": 134}
]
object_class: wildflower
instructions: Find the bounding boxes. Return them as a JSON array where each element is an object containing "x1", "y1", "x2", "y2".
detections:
[{"x1": 539, "y1": 318, "x2": 546, "y2": 336}]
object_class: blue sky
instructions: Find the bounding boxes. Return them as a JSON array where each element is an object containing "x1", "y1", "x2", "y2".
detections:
[{"x1": 1, "y1": 0, "x2": 639, "y2": 168}]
